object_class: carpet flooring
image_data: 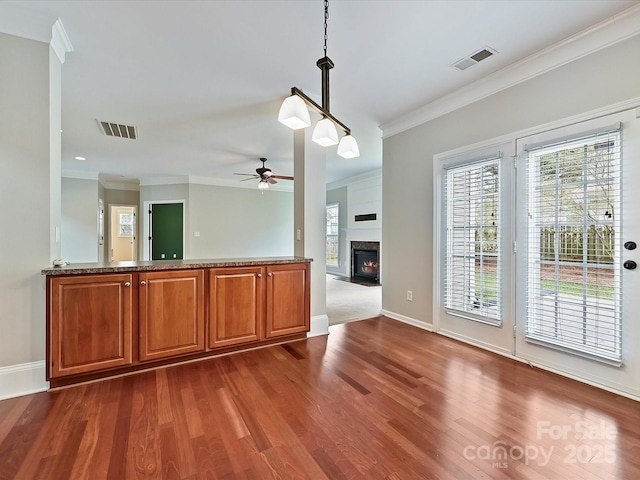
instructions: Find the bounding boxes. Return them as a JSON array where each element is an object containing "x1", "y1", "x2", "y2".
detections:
[{"x1": 326, "y1": 274, "x2": 382, "y2": 325}]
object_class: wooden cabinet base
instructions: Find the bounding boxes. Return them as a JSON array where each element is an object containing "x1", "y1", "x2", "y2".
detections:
[
  {"x1": 46, "y1": 261, "x2": 311, "y2": 388},
  {"x1": 48, "y1": 332, "x2": 307, "y2": 389}
]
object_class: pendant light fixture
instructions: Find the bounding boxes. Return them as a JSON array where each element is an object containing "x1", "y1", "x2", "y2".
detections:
[{"x1": 278, "y1": 0, "x2": 359, "y2": 159}]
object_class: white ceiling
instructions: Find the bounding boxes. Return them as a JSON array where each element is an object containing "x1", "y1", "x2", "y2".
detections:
[{"x1": 1, "y1": 0, "x2": 638, "y2": 185}]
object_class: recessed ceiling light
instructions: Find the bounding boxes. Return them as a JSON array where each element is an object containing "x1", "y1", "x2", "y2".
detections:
[{"x1": 74, "y1": 156, "x2": 86, "y2": 161}]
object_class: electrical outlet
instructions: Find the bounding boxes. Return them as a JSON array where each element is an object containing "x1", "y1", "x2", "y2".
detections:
[{"x1": 407, "y1": 290, "x2": 413, "y2": 301}]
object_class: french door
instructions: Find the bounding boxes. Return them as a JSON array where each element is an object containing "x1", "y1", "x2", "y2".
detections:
[
  {"x1": 514, "y1": 110, "x2": 640, "y2": 398},
  {"x1": 436, "y1": 108, "x2": 640, "y2": 398}
]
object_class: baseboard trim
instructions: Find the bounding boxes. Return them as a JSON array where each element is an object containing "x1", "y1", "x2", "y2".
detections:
[
  {"x1": 381, "y1": 310, "x2": 433, "y2": 332},
  {"x1": 437, "y1": 328, "x2": 512, "y2": 358},
  {"x1": 0, "y1": 361, "x2": 49, "y2": 401},
  {"x1": 308, "y1": 314, "x2": 329, "y2": 337},
  {"x1": 381, "y1": 311, "x2": 639, "y2": 402}
]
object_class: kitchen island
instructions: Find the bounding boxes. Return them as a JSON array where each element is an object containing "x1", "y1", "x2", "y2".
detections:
[{"x1": 42, "y1": 257, "x2": 311, "y2": 387}]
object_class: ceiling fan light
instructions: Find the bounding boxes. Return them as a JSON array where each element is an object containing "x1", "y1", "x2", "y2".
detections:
[
  {"x1": 312, "y1": 118, "x2": 339, "y2": 147},
  {"x1": 337, "y1": 134, "x2": 360, "y2": 158},
  {"x1": 278, "y1": 95, "x2": 311, "y2": 130},
  {"x1": 258, "y1": 180, "x2": 269, "y2": 190}
]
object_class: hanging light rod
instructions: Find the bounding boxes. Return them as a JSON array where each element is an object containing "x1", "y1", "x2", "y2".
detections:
[
  {"x1": 288, "y1": 87, "x2": 350, "y2": 136},
  {"x1": 278, "y1": 0, "x2": 359, "y2": 159}
]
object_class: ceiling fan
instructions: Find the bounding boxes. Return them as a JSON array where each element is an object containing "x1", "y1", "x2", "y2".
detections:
[{"x1": 234, "y1": 158, "x2": 293, "y2": 189}]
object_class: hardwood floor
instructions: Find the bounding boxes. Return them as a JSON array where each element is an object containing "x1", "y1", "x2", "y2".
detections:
[{"x1": 1, "y1": 316, "x2": 639, "y2": 479}]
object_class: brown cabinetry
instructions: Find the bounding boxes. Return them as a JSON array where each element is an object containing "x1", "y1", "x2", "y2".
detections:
[
  {"x1": 265, "y1": 263, "x2": 310, "y2": 338},
  {"x1": 208, "y1": 262, "x2": 310, "y2": 348},
  {"x1": 46, "y1": 260, "x2": 310, "y2": 386},
  {"x1": 49, "y1": 274, "x2": 133, "y2": 378},
  {"x1": 139, "y1": 269, "x2": 205, "y2": 361},
  {"x1": 209, "y1": 267, "x2": 264, "y2": 348}
]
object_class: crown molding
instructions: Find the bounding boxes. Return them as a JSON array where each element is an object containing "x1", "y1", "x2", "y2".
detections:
[
  {"x1": 62, "y1": 170, "x2": 99, "y2": 180},
  {"x1": 100, "y1": 181, "x2": 140, "y2": 192},
  {"x1": 138, "y1": 175, "x2": 293, "y2": 192},
  {"x1": 0, "y1": 5, "x2": 72, "y2": 63},
  {"x1": 326, "y1": 168, "x2": 382, "y2": 191},
  {"x1": 188, "y1": 175, "x2": 293, "y2": 192},
  {"x1": 138, "y1": 175, "x2": 189, "y2": 187},
  {"x1": 51, "y1": 18, "x2": 73, "y2": 64},
  {"x1": 381, "y1": 4, "x2": 640, "y2": 139}
]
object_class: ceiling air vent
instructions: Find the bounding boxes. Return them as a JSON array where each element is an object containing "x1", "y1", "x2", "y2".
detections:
[
  {"x1": 99, "y1": 120, "x2": 138, "y2": 140},
  {"x1": 451, "y1": 46, "x2": 497, "y2": 71}
]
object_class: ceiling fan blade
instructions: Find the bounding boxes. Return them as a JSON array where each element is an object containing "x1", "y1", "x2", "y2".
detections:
[
  {"x1": 240, "y1": 176, "x2": 259, "y2": 182},
  {"x1": 262, "y1": 170, "x2": 274, "y2": 177},
  {"x1": 272, "y1": 175, "x2": 294, "y2": 180},
  {"x1": 234, "y1": 173, "x2": 258, "y2": 176},
  {"x1": 267, "y1": 177, "x2": 278, "y2": 184}
]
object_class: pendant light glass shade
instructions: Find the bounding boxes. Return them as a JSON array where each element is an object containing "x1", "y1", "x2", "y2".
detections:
[
  {"x1": 312, "y1": 117, "x2": 339, "y2": 146},
  {"x1": 337, "y1": 134, "x2": 360, "y2": 158},
  {"x1": 278, "y1": 95, "x2": 311, "y2": 130},
  {"x1": 258, "y1": 180, "x2": 269, "y2": 190}
]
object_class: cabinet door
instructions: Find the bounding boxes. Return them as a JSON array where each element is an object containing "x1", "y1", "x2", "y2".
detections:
[
  {"x1": 265, "y1": 263, "x2": 310, "y2": 338},
  {"x1": 49, "y1": 274, "x2": 133, "y2": 378},
  {"x1": 209, "y1": 267, "x2": 264, "y2": 348},
  {"x1": 139, "y1": 269, "x2": 205, "y2": 361}
]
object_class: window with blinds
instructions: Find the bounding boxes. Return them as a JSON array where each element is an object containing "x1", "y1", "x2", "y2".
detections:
[
  {"x1": 444, "y1": 158, "x2": 501, "y2": 324},
  {"x1": 326, "y1": 204, "x2": 339, "y2": 266},
  {"x1": 525, "y1": 129, "x2": 621, "y2": 362}
]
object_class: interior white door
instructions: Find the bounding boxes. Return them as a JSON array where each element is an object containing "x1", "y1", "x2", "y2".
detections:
[{"x1": 514, "y1": 109, "x2": 640, "y2": 399}]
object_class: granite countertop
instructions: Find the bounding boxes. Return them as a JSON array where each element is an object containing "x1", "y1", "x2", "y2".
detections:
[{"x1": 42, "y1": 257, "x2": 312, "y2": 276}]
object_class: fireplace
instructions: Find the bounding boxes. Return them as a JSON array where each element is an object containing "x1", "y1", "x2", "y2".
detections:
[{"x1": 351, "y1": 241, "x2": 380, "y2": 284}]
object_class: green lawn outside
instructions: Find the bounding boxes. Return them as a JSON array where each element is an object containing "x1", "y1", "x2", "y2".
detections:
[{"x1": 475, "y1": 272, "x2": 614, "y2": 300}]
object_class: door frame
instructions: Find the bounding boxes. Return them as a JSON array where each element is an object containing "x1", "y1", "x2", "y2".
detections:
[
  {"x1": 142, "y1": 200, "x2": 186, "y2": 261},
  {"x1": 108, "y1": 204, "x2": 139, "y2": 262}
]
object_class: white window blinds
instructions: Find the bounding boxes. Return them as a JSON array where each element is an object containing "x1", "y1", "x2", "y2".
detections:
[
  {"x1": 326, "y1": 204, "x2": 339, "y2": 266},
  {"x1": 444, "y1": 158, "x2": 502, "y2": 324},
  {"x1": 525, "y1": 129, "x2": 622, "y2": 362}
]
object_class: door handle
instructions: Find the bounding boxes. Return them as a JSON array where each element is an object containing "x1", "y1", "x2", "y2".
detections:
[
  {"x1": 257, "y1": 273, "x2": 262, "y2": 278},
  {"x1": 124, "y1": 281, "x2": 131, "y2": 287},
  {"x1": 268, "y1": 272, "x2": 273, "y2": 277},
  {"x1": 140, "y1": 280, "x2": 147, "y2": 286}
]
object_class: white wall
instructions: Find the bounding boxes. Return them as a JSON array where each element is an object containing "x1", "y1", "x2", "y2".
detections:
[
  {"x1": 188, "y1": 183, "x2": 293, "y2": 258},
  {"x1": 327, "y1": 170, "x2": 382, "y2": 278},
  {"x1": 382, "y1": 35, "x2": 640, "y2": 325},
  {"x1": 0, "y1": 33, "x2": 60, "y2": 396},
  {"x1": 140, "y1": 182, "x2": 294, "y2": 260},
  {"x1": 294, "y1": 129, "x2": 327, "y2": 335},
  {"x1": 61, "y1": 177, "x2": 99, "y2": 263},
  {"x1": 140, "y1": 183, "x2": 189, "y2": 259}
]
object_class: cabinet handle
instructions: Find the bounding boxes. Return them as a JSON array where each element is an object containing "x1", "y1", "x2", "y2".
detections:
[
  {"x1": 140, "y1": 280, "x2": 147, "y2": 286},
  {"x1": 268, "y1": 272, "x2": 273, "y2": 277},
  {"x1": 257, "y1": 273, "x2": 262, "y2": 278},
  {"x1": 124, "y1": 281, "x2": 131, "y2": 287}
]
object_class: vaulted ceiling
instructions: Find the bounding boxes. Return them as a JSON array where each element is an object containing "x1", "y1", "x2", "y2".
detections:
[{"x1": 1, "y1": 0, "x2": 637, "y2": 185}]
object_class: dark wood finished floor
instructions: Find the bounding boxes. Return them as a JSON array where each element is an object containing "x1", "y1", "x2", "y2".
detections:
[{"x1": 1, "y1": 316, "x2": 639, "y2": 479}]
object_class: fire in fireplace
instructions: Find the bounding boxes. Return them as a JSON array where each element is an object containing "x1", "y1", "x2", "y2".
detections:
[{"x1": 353, "y1": 248, "x2": 379, "y2": 282}]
